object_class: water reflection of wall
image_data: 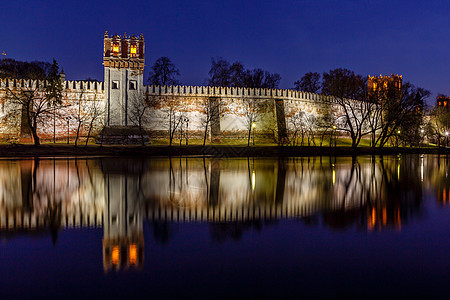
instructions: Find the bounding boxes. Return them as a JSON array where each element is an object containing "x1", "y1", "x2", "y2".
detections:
[
  {"x1": 1, "y1": 156, "x2": 442, "y2": 230},
  {"x1": 0, "y1": 155, "x2": 449, "y2": 267},
  {"x1": 0, "y1": 159, "x2": 104, "y2": 231}
]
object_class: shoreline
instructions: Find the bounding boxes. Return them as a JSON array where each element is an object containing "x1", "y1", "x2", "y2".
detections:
[{"x1": 0, "y1": 144, "x2": 448, "y2": 158}]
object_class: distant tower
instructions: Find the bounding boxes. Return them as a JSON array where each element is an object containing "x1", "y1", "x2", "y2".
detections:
[
  {"x1": 437, "y1": 95, "x2": 450, "y2": 110},
  {"x1": 103, "y1": 31, "x2": 145, "y2": 126},
  {"x1": 368, "y1": 74, "x2": 402, "y2": 93}
]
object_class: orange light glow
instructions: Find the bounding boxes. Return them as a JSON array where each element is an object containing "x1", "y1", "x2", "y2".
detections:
[
  {"x1": 129, "y1": 244, "x2": 137, "y2": 265},
  {"x1": 382, "y1": 206, "x2": 387, "y2": 226},
  {"x1": 130, "y1": 45, "x2": 137, "y2": 57},
  {"x1": 113, "y1": 43, "x2": 119, "y2": 53},
  {"x1": 368, "y1": 207, "x2": 376, "y2": 230},
  {"x1": 112, "y1": 246, "x2": 120, "y2": 265}
]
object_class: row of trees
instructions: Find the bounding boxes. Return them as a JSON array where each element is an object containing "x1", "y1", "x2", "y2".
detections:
[
  {"x1": 147, "y1": 56, "x2": 281, "y2": 89},
  {"x1": 0, "y1": 58, "x2": 53, "y2": 80},
  {"x1": 286, "y1": 68, "x2": 430, "y2": 148},
  {"x1": 3, "y1": 59, "x2": 104, "y2": 146}
]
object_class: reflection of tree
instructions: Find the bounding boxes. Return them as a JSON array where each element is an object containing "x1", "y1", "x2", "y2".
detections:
[
  {"x1": 1, "y1": 158, "x2": 104, "y2": 243},
  {"x1": 150, "y1": 220, "x2": 177, "y2": 245},
  {"x1": 210, "y1": 220, "x2": 271, "y2": 243},
  {"x1": 321, "y1": 156, "x2": 424, "y2": 231}
]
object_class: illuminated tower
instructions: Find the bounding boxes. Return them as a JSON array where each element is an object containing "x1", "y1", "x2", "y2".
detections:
[
  {"x1": 437, "y1": 95, "x2": 450, "y2": 110},
  {"x1": 103, "y1": 31, "x2": 145, "y2": 126},
  {"x1": 368, "y1": 74, "x2": 402, "y2": 94}
]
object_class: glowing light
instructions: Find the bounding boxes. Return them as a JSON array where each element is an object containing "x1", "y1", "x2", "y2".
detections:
[
  {"x1": 421, "y1": 157, "x2": 424, "y2": 182},
  {"x1": 252, "y1": 123, "x2": 256, "y2": 128},
  {"x1": 252, "y1": 171, "x2": 256, "y2": 191},
  {"x1": 368, "y1": 207, "x2": 376, "y2": 230},
  {"x1": 397, "y1": 130, "x2": 401, "y2": 134},
  {"x1": 397, "y1": 164, "x2": 400, "y2": 180},
  {"x1": 112, "y1": 246, "x2": 120, "y2": 265},
  {"x1": 129, "y1": 244, "x2": 137, "y2": 265},
  {"x1": 130, "y1": 45, "x2": 137, "y2": 57},
  {"x1": 113, "y1": 43, "x2": 119, "y2": 53},
  {"x1": 332, "y1": 169, "x2": 336, "y2": 185},
  {"x1": 332, "y1": 125, "x2": 337, "y2": 130}
]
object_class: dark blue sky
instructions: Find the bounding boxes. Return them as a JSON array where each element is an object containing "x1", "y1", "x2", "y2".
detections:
[{"x1": 1, "y1": 0, "x2": 448, "y2": 100}]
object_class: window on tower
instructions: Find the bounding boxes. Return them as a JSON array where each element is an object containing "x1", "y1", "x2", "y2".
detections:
[
  {"x1": 129, "y1": 80, "x2": 137, "y2": 90},
  {"x1": 113, "y1": 43, "x2": 119, "y2": 56},
  {"x1": 130, "y1": 45, "x2": 137, "y2": 57},
  {"x1": 112, "y1": 80, "x2": 120, "y2": 89}
]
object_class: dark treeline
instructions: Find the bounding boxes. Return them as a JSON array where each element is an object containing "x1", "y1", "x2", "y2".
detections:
[
  {"x1": 147, "y1": 56, "x2": 281, "y2": 89},
  {"x1": 0, "y1": 58, "x2": 53, "y2": 80},
  {"x1": 206, "y1": 57, "x2": 281, "y2": 89}
]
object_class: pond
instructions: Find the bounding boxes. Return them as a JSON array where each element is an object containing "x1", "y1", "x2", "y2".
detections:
[{"x1": 1, "y1": 155, "x2": 449, "y2": 298}]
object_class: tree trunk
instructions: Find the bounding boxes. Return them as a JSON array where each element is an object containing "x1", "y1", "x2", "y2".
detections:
[
  {"x1": 75, "y1": 122, "x2": 82, "y2": 147},
  {"x1": 85, "y1": 121, "x2": 93, "y2": 147},
  {"x1": 248, "y1": 127, "x2": 252, "y2": 147},
  {"x1": 203, "y1": 122, "x2": 209, "y2": 146},
  {"x1": 31, "y1": 119, "x2": 40, "y2": 146}
]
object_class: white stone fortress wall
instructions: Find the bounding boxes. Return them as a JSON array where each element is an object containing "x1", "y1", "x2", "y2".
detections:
[
  {"x1": 0, "y1": 78, "x2": 339, "y2": 142},
  {"x1": 0, "y1": 31, "x2": 346, "y2": 143},
  {"x1": 0, "y1": 78, "x2": 105, "y2": 142},
  {"x1": 144, "y1": 85, "x2": 336, "y2": 141}
]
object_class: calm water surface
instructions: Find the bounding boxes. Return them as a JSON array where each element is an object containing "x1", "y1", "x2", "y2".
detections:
[{"x1": 1, "y1": 155, "x2": 449, "y2": 298}]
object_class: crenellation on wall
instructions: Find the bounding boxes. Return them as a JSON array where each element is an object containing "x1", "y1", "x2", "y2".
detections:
[{"x1": 144, "y1": 84, "x2": 333, "y2": 103}]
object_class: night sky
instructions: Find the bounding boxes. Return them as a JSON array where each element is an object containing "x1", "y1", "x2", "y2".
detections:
[{"x1": 1, "y1": 0, "x2": 448, "y2": 101}]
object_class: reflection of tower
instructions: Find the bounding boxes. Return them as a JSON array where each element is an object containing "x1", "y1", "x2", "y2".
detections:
[{"x1": 101, "y1": 158, "x2": 145, "y2": 272}]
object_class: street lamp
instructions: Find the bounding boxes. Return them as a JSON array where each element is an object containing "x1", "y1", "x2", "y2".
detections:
[
  {"x1": 332, "y1": 125, "x2": 337, "y2": 147},
  {"x1": 252, "y1": 122, "x2": 256, "y2": 145},
  {"x1": 66, "y1": 116, "x2": 72, "y2": 144},
  {"x1": 184, "y1": 117, "x2": 189, "y2": 145}
]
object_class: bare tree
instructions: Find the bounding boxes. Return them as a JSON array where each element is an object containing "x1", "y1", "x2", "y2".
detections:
[
  {"x1": 426, "y1": 105, "x2": 450, "y2": 148},
  {"x1": 322, "y1": 69, "x2": 374, "y2": 148},
  {"x1": 199, "y1": 97, "x2": 220, "y2": 146},
  {"x1": 126, "y1": 94, "x2": 150, "y2": 146},
  {"x1": 6, "y1": 59, "x2": 63, "y2": 145},
  {"x1": 372, "y1": 82, "x2": 429, "y2": 147},
  {"x1": 294, "y1": 72, "x2": 321, "y2": 93},
  {"x1": 73, "y1": 89, "x2": 85, "y2": 147},
  {"x1": 84, "y1": 95, "x2": 104, "y2": 146},
  {"x1": 148, "y1": 94, "x2": 184, "y2": 146},
  {"x1": 243, "y1": 98, "x2": 260, "y2": 146},
  {"x1": 148, "y1": 57, "x2": 180, "y2": 85},
  {"x1": 286, "y1": 108, "x2": 317, "y2": 146}
]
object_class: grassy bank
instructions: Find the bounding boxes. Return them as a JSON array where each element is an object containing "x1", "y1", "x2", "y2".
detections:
[{"x1": 0, "y1": 143, "x2": 447, "y2": 158}]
